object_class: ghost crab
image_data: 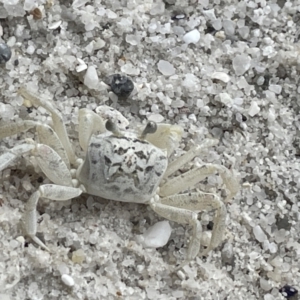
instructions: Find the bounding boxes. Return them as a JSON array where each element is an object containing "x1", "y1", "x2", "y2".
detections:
[{"x1": 0, "y1": 87, "x2": 239, "y2": 270}]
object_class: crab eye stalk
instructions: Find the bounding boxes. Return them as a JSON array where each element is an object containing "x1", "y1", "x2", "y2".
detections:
[
  {"x1": 106, "y1": 119, "x2": 122, "y2": 136},
  {"x1": 140, "y1": 121, "x2": 157, "y2": 139}
]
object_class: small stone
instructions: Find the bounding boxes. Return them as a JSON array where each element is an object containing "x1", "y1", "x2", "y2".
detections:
[
  {"x1": 141, "y1": 221, "x2": 172, "y2": 248},
  {"x1": 269, "y1": 84, "x2": 282, "y2": 94},
  {"x1": 196, "y1": 99, "x2": 204, "y2": 108},
  {"x1": 274, "y1": 229, "x2": 286, "y2": 243},
  {"x1": 223, "y1": 20, "x2": 236, "y2": 35},
  {"x1": 48, "y1": 20, "x2": 62, "y2": 30},
  {"x1": 60, "y1": 5, "x2": 76, "y2": 21},
  {"x1": 150, "y1": 1, "x2": 165, "y2": 15},
  {"x1": 26, "y1": 45, "x2": 35, "y2": 55},
  {"x1": 219, "y1": 93, "x2": 233, "y2": 107},
  {"x1": 72, "y1": 249, "x2": 85, "y2": 264},
  {"x1": 211, "y1": 72, "x2": 230, "y2": 83},
  {"x1": 85, "y1": 41, "x2": 94, "y2": 54},
  {"x1": 268, "y1": 242, "x2": 278, "y2": 253},
  {"x1": 147, "y1": 114, "x2": 164, "y2": 123},
  {"x1": 171, "y1": 99, "x2": 185, "y2": 108},
  {"x1": 248, "y1": 101, "x2": 260, "y2": 117},
  {"x1": 171, "y1": 13, "x2": 186, "y2": 20},
  {"x1": 120, "y1": 62, "x2": 140, "y2": 75},
  {"x1": 106, "y1": 9, "x2": 117, "y2": 19},
  {"x1": 3, "y1": 3, "x2": 25, "y2": 17},
  {"x1": 0, "y1": 43, "x2": 12, "y2": 64},
  {"x1": 263, "y1": 45, "x2": 274, "y2": 57},
  {"x1": 61, "y1": 274, "x2": 75, "y2": 287},
  {"x1": 221, "y1": 242, "x2": 234, "y2": 265},
  {"x1": 200, "y1": 231, "x2": 211, "y2": 247},
  {"x1": 213, "y1": 20, "x2": 223, "y2": 31},
  {"x1": 57, "y1": 263, "x2": 69, "y2": 275},
  {"x1": 203, "y1": 9, "x2": 216, "y2": 21},
  {"x1": 238, "y1": 26, "x2": 250, "y2": 39},
  {"x1": 279, "y1": 285, "x2": 298, "y2": 299},
  {"x1": 104, "y1": 74, "x2": 134, "y2": 99},
  {"x1": 16, "y1": 236, "x2": 25, "y2": 246},
  {"x1": 232, "y1": 54, "x2": 251, "y2": 76},
  {"x1": 76, "y1": 58, "x2": 87, "y2": 72},
  {"x1": 253, "y1": 225, "x2": 267, "y2": 242},
  {"x1": 183, "y1": 29, "x2": 200, "y2": 44},
  {"x1": 94, "y1": 38, "x2": 105, "y2": 50},
  {"x1": 30, "y1": 7, "x2": 42, "y2": 20},
  {"x1": 72, "y1": 0, "x2": 89, "y2": 8},
  {"x1": 84, "y1": 66, "x2": 99, "y2": 89},
  {"x1": 157, "y1": 60, "x2": 175, "y2": 76},
  {"x1": 257, "y1": 76, "x2": 265, "y2": 85},
  {"x1": 126, "y1": 34, "x2": 142, "y2": 46},
  {"x1": 182, "y1": 73, "x2": 199, "y2": 89},
  {"x1": 260, "y1": 278, "x2": 272, "y2": 291}
]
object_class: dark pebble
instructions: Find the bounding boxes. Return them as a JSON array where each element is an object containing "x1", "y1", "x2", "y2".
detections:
[
  {"x1": 105, "y1": 74, "x2": 134, "y2": 99},
  {"x1": 0, "y1": 43, "x2": 12, "y2": 64},
  {"x1": 279, "y1": 285, "x2": 298, "y2": 299}
]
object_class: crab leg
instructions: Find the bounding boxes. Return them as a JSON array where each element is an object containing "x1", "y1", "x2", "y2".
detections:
[
  {"x1": 22, "y1": 141, "x2": 86, "y2": 250},
  {"x1": 0, "y1": 143, "x2": 34, "y2": 172},
  {"x1": 78, "y1": 108, "x2": 106, "y2": 154},
  {"x1": 150, "y1": 191, "x2": 226, "y2": 270},
  {"x1": 160, "y1": 163, "x2": 239, "y2": 202},
  {"x1": 24, "y1": 184, "x2": 84, "y2": 251},
  {"x1": 0, "y1": 120, "x2": 38, "y2": 139},
  {"x1": 18, "y1": 87, "x2": 77, "y2": 165},
  {"x1": 31, "y1": 142, "x2": 74, "y2": 186},
  {"x1": 0, "y1": 120, "x2": 70, "y2": 168},
  {"x1": 163, "y1": 139, "x2": 219, "y2": 178}
]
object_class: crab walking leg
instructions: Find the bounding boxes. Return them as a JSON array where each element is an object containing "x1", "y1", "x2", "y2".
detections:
[
  {"x1": 150, "y1": 191, "x2": 226, "y2": 269},
  {"x1": 36, "y1": 124, "x2": 70, "y2": 168},
  {"x1": 31, "y1": 142, "x2": 74, "y2": 186},
  {"x1": 18, "y1": 87, "x2": 77, "y2": 165},
  {"x1": 78, "y1": 108, "x2": 106, "y2": 154},
  {"x1": 160, "y1": 163, "x2": 239, "y2": 202},
  {"x1": 24, "y1": 184, "x2": 83, "y2": 251},
  {"x1": 150, "y1": 196, "x2": 201, "y2": 270},
  {"x1": 0, "y1": 120, "x2": 37, "y2": 139},
  {"x1": 163, "y1": 139, "x2": 219, "y2": 178},
  {"x1": 0, "y1": 120, "x2": 70, "y2": 168},
  {"x1": 0, "y1": 144, "x2": 34, "y2": 171}
]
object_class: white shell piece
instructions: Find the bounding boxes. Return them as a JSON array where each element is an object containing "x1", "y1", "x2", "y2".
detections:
[
  {"x1": 76, "y1": 58, "x2": 87, "y2": 72},
  {"x1": 61, "y1": 274, "x2": 75, "y2": 287},
  {"x1": 140, "y1": 221, "x2": 172, "y2": 248},
  {"x1": 48, "y1": 20, "x2": 62, "y2": 30}
]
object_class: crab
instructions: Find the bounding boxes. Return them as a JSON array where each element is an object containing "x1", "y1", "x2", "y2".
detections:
[{"x1": 0, "y1": 87, "x2": 239, "y2": 270}]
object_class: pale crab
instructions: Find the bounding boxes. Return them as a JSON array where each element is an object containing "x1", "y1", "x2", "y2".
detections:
[{"x1": 0, "y1": 87, "x2": 239, "y2": 270}]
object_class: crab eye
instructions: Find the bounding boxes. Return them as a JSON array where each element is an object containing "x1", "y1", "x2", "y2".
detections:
[
  {"x1": 145, "y1": 122, "x2": 157, "y2": 134},
  {"x1": 106, "y1": 119, "x2": 122, "y2": 136},
  {"x1": 141, "y1": 121, "x2": 157, "y2": 139}
]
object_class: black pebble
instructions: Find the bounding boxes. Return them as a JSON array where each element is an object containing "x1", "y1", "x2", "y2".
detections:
[
  {"x1": 279, "y1": 285, "x2": 298, "y2": 299},
  {"x1": 0, "y1": 43, "x2": 12, "y2": 64},
  {"x1": 105, "y1": 74, "x2": 134, "y2": 99}
]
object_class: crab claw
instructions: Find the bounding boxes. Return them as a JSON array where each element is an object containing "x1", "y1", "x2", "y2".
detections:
[{"x1": 144, "y1": 124, "x2": 183, "y2": 157}]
